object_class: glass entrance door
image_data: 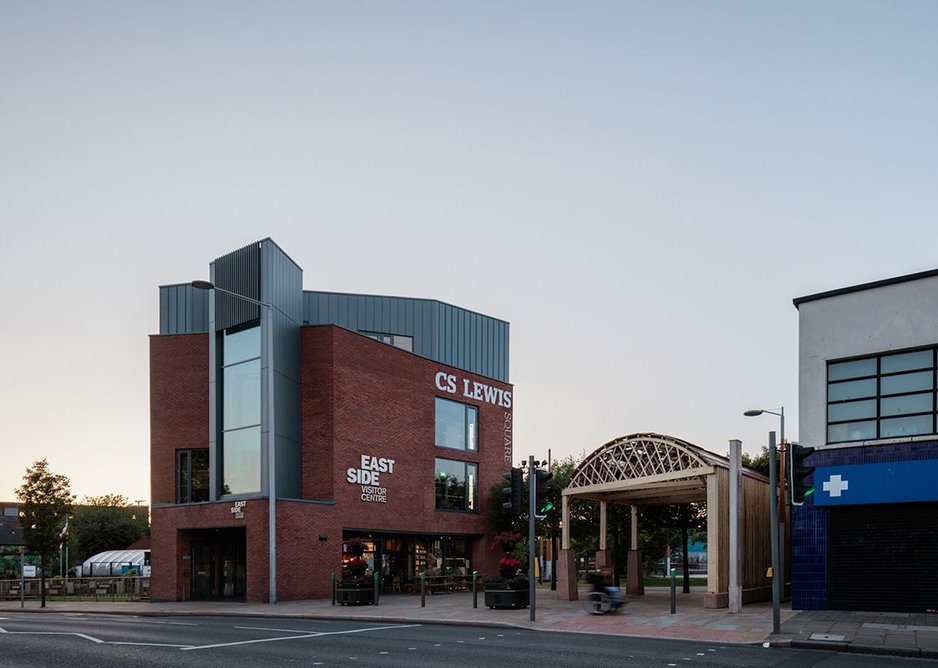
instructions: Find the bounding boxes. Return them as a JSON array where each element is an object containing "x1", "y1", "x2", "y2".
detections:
[
  {"x1": 189, "y1": 528, "x2": 246, "y2": 600},
  {"x1": 191, "y1": 540, "x2": 214, "y2": 600}
]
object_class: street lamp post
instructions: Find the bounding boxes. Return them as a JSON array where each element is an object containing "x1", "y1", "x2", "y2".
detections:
[
  {"x1": 744, "y1": 407, "x2": 785, "y2": 635},
  {"x1": 192, "y1": 280, "x2": 278, "y2": 604},
  {"x1": 743, "y1": 407, "x2": 785, "y2": 496}
]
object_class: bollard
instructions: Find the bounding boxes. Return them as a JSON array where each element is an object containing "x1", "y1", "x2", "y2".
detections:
[
  {"x1": 670, "y1": 568, "x2": 676, "y2": 614},
  {"x1": 420, "y1": 572, "x2": 426, "y2": 608},
  {"x1": 331, "y1": 572, "x2": 336, "y2": 606},
  {"x1": 373, "y1": 571, "x2": 380, "y2": 605},
  {"x1": 472, "y1": 571, "x2": 478, "y2": 609}
]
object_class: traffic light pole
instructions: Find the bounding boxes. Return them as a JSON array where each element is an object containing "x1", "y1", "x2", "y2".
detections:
[
  {"x1": 768, "y1": 430, "x2": 781, "y2": 635},
  {"x1": 528, "y1": 454, "x2": 536, "y2": 622}
]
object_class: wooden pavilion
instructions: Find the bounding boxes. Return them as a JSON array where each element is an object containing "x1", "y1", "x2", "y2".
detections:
[{"x1": 555, "y1": 433, "x2": 772, "y2": 608}]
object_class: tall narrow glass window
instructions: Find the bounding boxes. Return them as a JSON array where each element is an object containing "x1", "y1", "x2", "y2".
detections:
[{"x1": 221, "y1": 322, "x2": 261, "y2": 495}]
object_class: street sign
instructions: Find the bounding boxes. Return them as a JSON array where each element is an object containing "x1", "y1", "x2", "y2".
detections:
[
  {"x1": 23, "y1": 564, "x2": 36, "y2": 578},
  {"x1": 814, "y1": 458, "x2": 938, "y2": 506}
]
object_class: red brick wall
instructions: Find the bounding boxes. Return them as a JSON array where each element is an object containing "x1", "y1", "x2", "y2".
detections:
[
  {"x1": 150, "y1": 325, "x2": 514, "y2": 602},
  {"x1": 298, "y1": 326, "x2": 514, "y2": 584},
  {"x1": 150, "y1": 500, "x2": 270, "y2": 601},
  {"x1": 149, "y1": 334, "x2": 209, "y2": 505}
]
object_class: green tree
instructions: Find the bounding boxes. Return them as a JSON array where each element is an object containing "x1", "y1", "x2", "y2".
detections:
[
  {"x1": 539, "y1": 455, "x2": 602, "y2": 588},
  {"x1": 741, "y1": 445, "x2": 773, "y2": 476},
  {"x1": 639, "y1": 503, "x2": 707, "y2": 592},
  {"x1": 15, "y1": 459, "x2": 75, "y2": 608},
  {"x1": 71, "y1": 494, "x2": 149, "y2": 562}
]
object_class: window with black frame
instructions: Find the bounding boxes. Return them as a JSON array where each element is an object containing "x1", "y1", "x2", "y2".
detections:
[
  {"x1": 360, "y1": 331, "x2": 413, "y2": 352},
  {"x1": 435, "y1": 397, "x2": 477, "y2": 451},
  {"x1": 434, "y1": 458, "x2": 478, "y2": 511},
  {"x1": 176, "y1": 448, "x2": 209, "y2": 503},
  {"x1": 827, "y1": 348, "x2": 937, "y2": 443}
]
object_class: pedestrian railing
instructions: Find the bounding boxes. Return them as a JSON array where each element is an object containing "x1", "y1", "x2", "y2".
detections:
[{"x1": 0, "y1": 577, "x2": 151, "y2": 602}]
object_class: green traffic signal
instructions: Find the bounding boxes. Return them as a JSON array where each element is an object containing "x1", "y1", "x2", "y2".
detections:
[
  {"x1": 790, "y1": 443, "x2": 816, "y2": 504},
  {"x1": 534, "y1": 467, "x2": 553, "y2": 517},
  {"x1": 501, "y1": 467, "x2": 523, "y2": 517}
]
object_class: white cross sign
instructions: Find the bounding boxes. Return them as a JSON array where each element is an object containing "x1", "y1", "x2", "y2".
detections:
[{"x1": 822, "y1": 474, "x2": 849, "y2": 498}]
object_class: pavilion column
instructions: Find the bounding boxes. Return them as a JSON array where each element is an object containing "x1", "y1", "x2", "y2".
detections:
[
  {"x1": 626, "y1": 504, "x2": 644, "y2": 596},
  {"x1": 595, "y1": 500, "x2": 612, "y2": 582},
  {"x1": 556, "y1": 493, "x2": 578, "y2": 600},
  {"x1": 599, "y1": 500, "x2": 607, "y2": 551}
]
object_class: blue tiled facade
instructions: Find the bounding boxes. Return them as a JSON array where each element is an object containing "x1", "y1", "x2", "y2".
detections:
[{"x1": 791, "y1": 439, "x2": 938, "y2": 609}]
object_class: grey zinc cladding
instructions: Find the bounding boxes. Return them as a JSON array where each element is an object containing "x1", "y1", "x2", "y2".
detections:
[
  {"x1": 159, "y1": 283, "x2": 209, "y2": 335},
  {"x1": 303, "y1": 291, "x2": 509, "y2": 383},
  {"x1": 157, "y1": 242, "x2": 509, "y2": 383}
]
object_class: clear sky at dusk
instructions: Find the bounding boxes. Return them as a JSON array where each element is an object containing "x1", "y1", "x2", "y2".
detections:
[{"x1": 2, "y1": 2, "x2": 937, "y2": 504}]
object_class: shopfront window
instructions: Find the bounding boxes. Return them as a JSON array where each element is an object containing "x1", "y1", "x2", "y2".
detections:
[
  {"x1": 428, "y1": 538, "x2": 471, "y2": 576},
  {"x1": 434, "y1": 458, "x2": 477, "y2": 512},
  {"x1": 435, "y1": 398, "x2": 477, "y2": 451}
]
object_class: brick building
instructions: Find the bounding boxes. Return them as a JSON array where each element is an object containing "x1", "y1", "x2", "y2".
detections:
[
  {"x1": 792, "y1": 269, "x2": 938, "y2": 613},
  {"x1": 150, "y1": 239, "x2": 513, "y2": 602}
]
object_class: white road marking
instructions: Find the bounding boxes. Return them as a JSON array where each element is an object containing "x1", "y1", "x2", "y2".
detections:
[
  {"x1": 109, "y1": 642, "x2": 195, "y2": 648},
  {"x1": 234, "y1": 625, "x2": 314, "y2": 634},
  {"x1": 151, "y1": 620, "x2": 199, "y2": 626},
  {"x1": 182, "y1": 623, "x2": 421, "y2": 651},
  {"x1": 0, "y1": 630, "x2": 104, "y2": 643}
]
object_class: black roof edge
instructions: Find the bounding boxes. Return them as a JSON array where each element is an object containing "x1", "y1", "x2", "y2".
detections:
[{"x1": 793, "y1": 267, "x2": 938, "y2": 309}]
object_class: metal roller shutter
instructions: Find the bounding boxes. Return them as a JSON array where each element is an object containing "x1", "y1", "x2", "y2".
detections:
[{"x1": 828, "y1": 501, "x2": 938, "y2": 613}]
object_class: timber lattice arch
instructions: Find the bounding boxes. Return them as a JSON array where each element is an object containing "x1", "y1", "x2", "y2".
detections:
[{"x1": 556, "y1": 433, "x2": 772, "y2": 609}]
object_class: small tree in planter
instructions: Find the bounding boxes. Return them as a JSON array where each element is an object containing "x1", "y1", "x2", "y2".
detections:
[
  {"x1": 485, "y1": 531, "x2": 529, "y2": 609},
  {"x1": 336, "y1": 538, "x2": 374, "y2": 605}
]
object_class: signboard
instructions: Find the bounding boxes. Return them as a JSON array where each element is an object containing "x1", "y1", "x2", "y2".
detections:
[
  {"x1": 230, "y1": 500, "x2": 246, "y2": 519},
  {"x1": 23, "y1": 564, "x2": 36, "y2": 578},
  {"x1": 347, "y1": 454, "x2": 396, "y2": 504},
  {"x1": 434, "y1": 370, "x2": 514, "y2": 462},
  {"x1": 813, "y1": 459, "x2": 938, "y2": 506}
]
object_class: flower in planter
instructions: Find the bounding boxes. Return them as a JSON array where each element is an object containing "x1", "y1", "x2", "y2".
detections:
[
  {"x1": 347, "y1": 537, "x2": 366, "y2": 557},
  {"x1": 346, "y1": 557, "x2": 368, "y2": 578},
  {"x1": 496, "y1": 556, "x2": 522, "y2": 580},
  {"x1": 499, "y1": 557, "x2": 521, "y2": 571},
  {"x1": 492, "y1": 531, "x2": 521, "y2": 555}
]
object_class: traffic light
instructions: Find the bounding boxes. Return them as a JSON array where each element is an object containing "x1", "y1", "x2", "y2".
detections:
[
  {"x1": 501, "y1": 467, "x2": 523, "y2": 517},
  {"x1": 790, "y1": 443, "x2": 816, "y2": 505},
  {"x1": 534, "y1": 466, "x2": 553, "y2": 518}
]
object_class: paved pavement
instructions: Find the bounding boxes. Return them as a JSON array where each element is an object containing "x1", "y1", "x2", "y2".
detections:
[{"x1": 2, "y1": 586, "x2": 937, "y2": 660}]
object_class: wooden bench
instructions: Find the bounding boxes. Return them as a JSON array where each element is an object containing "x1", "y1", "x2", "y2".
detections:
[{"x1": 424, "y1": 577, "x2": 450, "y2": 594}]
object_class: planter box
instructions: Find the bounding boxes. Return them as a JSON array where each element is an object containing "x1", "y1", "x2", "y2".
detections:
[
  {"x1": 484, "y1": 588, "x2": 529, "y2": 609},
  {"x1": 336, "y1": 587, "x2": 375, "y2": 606}
]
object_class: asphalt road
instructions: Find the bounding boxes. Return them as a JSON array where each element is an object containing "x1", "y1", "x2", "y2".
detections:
[{"x1": 0, "y1": 613, "x2": 934, "y2": 667}]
